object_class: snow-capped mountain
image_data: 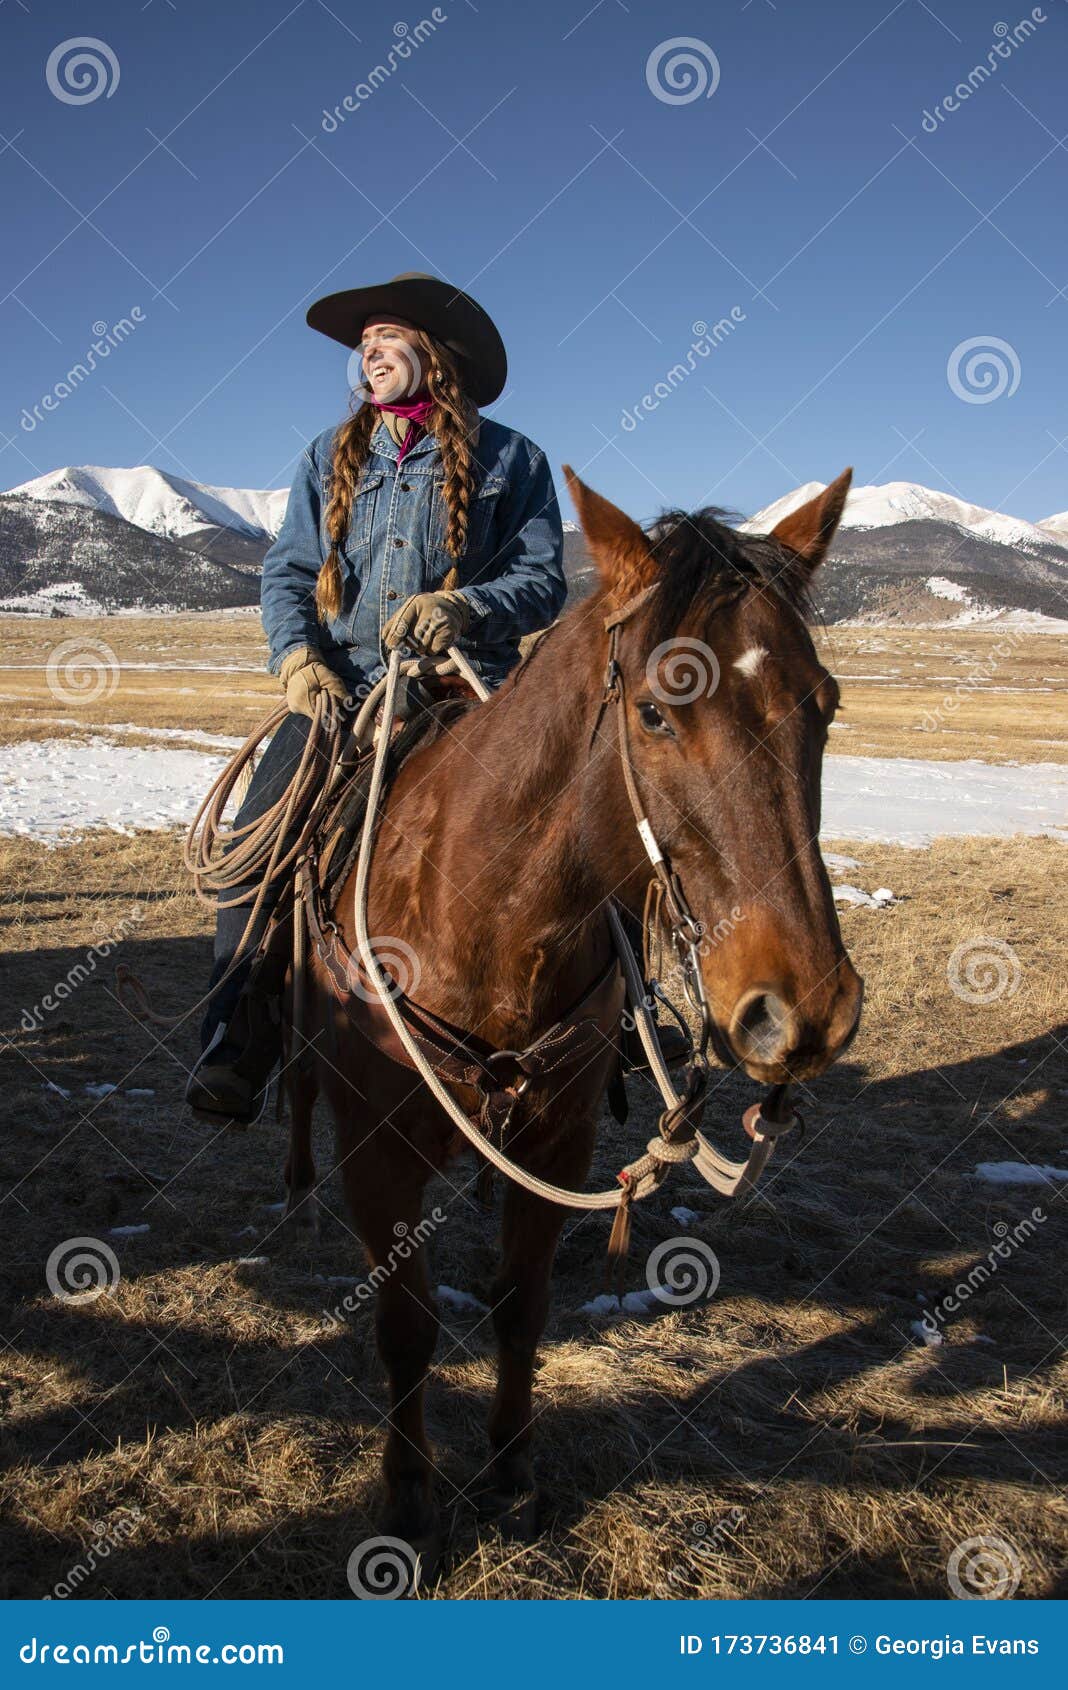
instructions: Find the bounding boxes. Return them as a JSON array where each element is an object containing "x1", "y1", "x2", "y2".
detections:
[
  {"x1": 1038, "y1": 509, "x2": 1068, "y2": 546},
  {"x1": 1, "y1": 463, "x2": 1065, "y2": 624},
  {"x1": 741, "y1": 479, "x2": 1068, "y2": 626},
  {"x1": 8, "y1": 464, "x2": 289, "y2": 544},
  {"x1": 748, "y1": 479, "x2": 1065, "y2": 556},
  {"x1": 0, "y1": 496, "x2": 259, "y2": 615}
]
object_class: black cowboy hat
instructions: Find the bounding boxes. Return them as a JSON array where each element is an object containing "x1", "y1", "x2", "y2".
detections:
[{"x1": 306, "y1": 271, "x2": 507, "y2": 407}]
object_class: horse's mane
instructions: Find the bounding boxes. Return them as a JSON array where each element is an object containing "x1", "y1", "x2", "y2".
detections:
[{"x1": 644, "y1": 507, "x2": 816, "y2": 645}]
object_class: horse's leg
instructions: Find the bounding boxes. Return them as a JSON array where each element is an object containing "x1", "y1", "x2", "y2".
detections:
[
  {"x1": 340, "y1": 1149, "x2": 440, "y2": 1550},
  {"x1": 283, "y1": 1067, "x2": 319, "y2": 1239},
  {"x1": 481, "y1": 1108, "x2": 597, "y2": 1530}
]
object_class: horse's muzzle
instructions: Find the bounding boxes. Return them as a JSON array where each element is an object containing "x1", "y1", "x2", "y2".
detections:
[{"x1": 726, "y1": 963, "x2": 864, "y2": 1083}]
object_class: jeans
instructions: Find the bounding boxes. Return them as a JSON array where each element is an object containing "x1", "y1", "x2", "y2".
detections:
[{"x1": 199, "y1": 710, "x2": 315, "y2": 1052}]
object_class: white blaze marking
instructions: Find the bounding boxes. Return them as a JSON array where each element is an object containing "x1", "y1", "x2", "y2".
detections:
[{"x1": 734, "y1": 645, "x2": 768, "y2": 679}]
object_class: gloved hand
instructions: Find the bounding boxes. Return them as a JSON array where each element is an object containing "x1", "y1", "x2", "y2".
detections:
[
  {"x1": 382, "y1": 590, "x2": 471, "y2": 655},
  {"x1": 278, "y1": 646, "x2": 349, "y2": 718}
]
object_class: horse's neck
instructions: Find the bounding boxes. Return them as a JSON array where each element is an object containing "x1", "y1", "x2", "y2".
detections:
[{"x1": 357, "y1": 619, "x2": 622, "y2": 1039}]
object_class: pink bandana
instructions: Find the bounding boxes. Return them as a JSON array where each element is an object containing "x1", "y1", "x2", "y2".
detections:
[{"x1": 370, "y1": 396, "x2": 435, "y2": 464}]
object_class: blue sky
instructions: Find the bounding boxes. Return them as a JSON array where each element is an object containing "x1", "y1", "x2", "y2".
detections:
[{"x1": 2, "y1": 0, "x2": 1066, "y2": 523}]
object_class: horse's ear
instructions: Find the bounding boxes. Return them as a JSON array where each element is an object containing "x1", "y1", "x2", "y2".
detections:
[
  {"x1": 562, "y1": 465, "x2": 658, "y2": 599},
  {"x1": 769, "y1": 468, "x2": 852, "y2": 575}
]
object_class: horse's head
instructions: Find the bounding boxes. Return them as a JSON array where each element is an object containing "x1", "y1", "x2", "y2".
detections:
[{"x1": 564, "y1": 465, "x2": 863, "y2": 1085}]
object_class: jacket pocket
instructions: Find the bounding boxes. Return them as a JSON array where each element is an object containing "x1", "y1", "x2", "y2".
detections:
[{"x1": 433, "y1": 474, "x2": 506, "y2": 581}]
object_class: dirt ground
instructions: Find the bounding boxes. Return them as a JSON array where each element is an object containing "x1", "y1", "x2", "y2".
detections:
[{"x1": 1, "y1": 821, "x2": 1065, "y2": 1600}]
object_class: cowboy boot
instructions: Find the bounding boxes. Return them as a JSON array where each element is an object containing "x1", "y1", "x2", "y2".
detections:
[{"x1": 186, "y1": 949, "x2": 289, "y2": 1125}]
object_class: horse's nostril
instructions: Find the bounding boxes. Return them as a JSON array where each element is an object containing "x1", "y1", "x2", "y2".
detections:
[{"x1": 731, "y1": 989, "x2": 792, "y2": 1064}]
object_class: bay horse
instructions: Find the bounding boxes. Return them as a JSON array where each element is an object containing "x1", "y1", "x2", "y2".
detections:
[{"x1": 286, "y1": 467, "x2": 863, "y2": 1556}]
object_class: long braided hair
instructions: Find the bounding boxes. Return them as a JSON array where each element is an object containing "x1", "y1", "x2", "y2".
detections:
[{"x1": 315, "y1": 328, "x2": 479, "y2": 620}]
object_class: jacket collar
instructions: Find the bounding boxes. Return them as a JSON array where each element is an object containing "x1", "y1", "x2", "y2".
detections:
[{"x1": 369, "y1": 415, "x2": 481, "y2": 465}]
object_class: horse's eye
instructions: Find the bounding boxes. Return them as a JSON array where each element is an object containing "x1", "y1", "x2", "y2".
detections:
[{"x1": 637, "y1": 699, "x2": 672, "y2": 736}]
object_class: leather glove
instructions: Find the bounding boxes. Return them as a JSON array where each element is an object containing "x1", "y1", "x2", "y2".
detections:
[
  {"x1": 278, "y1": 646, "x2": 349, "y2": 718},
  {"x1": 382, "y1": 590, "x2": 471, "y2": 655}
]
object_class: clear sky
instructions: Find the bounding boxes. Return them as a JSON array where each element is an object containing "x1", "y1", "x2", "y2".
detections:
[{"x1": 2, "y1": 0, "x2": 1066, "y2": 523}]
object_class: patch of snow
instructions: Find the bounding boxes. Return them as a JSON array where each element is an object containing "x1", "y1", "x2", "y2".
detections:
[
  {"x1": 911, "y1": 1320, "x2": 943, "y2": 1347},
  {"x1": 0, "y1": 739, "x2": 228, "y2": 839},
  {"x1": 109, "y1": 1223, "x2": 150, "y2": 1237},
  {"x1": 821, "y1": 757, "x2": 1068, "y2": 847},
  {"x1": 670, "y1": 1207, "x2": 701, "y2": 1228},
  {"x1": 926, "y1": 576, "x2": 968, "y2": 602},
  {"x1": 84, "y1": 1082, "x2": 117, "y2": 1099},
  {"x1": 236, "y1": 1256, "x2": 271, "y2": 1267},
  {"x1": 975, "y1": 1161, "x2": 1068, "y2": 1186},
  {"x1": 0, "y1": 581, "x2": 112, "y2": 617},
  {"x1": 822, "y1": 852, "x2": 862, "y2": 872},
  {"x1": 437, "y1": 1284, "x2": 488, "y2": 1313},
  {"x1": 124, "y1": 1088, "x2": 155, "y2": 1099},
  {"x1": 832, "y1": 884, "x2": 896, "y2": 908},
  {"x1": 580, "y1": 1289, "x2": 666, "y2": 1317},
  {"x1": 833, "y1": 884, "x2": 880, "y2": 908},
  {"x1": 3, "y1": 735, "x2": 1065, "y2": 851},
  {"x1": 42, "y1": 1081, "x2": 71, "y2": 1099}
]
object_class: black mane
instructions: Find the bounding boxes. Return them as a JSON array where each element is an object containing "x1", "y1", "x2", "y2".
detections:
[{"x1": 644, "y1": 507, "x2": 815, "y2": 644}]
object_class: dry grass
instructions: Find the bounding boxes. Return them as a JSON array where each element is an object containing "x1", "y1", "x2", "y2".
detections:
[
  {"x1": 2, "y1": 614, "x2": 1064, "y2": 762},
  {"x1": 815, "y1": 625, "x2": 1068, "y2": 763},
  {"x1": 1, "y1": 827, "x2": 1065, "y2": 1600}
]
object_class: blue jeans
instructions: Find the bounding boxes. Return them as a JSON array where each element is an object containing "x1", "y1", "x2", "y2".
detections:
[{"x1": 199, "y1": 711, "x2": 316, "y2": 1052}]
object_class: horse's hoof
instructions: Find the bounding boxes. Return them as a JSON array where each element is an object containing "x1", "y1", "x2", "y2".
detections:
[
  {"x1": 374, "y1": 1496, "x2": 442, "y2": 1594},
  {"x1": 283, "y1": 1188, "x2": 320, "y2": 1240},
  {"x1": 476, "y1": 1485, "x2": 540, "y2": 1542}
]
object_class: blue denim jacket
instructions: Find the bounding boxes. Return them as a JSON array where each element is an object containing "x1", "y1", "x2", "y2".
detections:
[{"x1": 261, "y1": 415, "x2": 566, "y2": 690}]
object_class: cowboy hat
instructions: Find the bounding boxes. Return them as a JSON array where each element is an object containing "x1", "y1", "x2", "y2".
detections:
[{"x1": 306, "y1": 271, "x2": 507, "y2": 406}]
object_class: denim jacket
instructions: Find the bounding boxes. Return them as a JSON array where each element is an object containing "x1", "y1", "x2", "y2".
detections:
[{"x1": 261, "y1": 415, "x2": 566, "y2": 690}]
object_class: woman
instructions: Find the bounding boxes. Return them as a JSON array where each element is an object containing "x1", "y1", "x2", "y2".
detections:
[{"x1": 187, "y1": 272, "x2": 566, "y2": 1122}]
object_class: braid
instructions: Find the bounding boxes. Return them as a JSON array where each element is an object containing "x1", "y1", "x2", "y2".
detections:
[
  {"x1": 414, "y1": 329, "x2": 479, "y2": 562},
  {"x1": 316, "y1": 330, "x2": 478, "y2": 620},
  {"x1": 317, "y1": 403, "x2": 376, "y2": 620}
]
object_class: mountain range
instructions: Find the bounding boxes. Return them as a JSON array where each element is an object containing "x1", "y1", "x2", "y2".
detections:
[{"x1": 2, "y1": 463, "x2": 1066, "y2": 626}]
